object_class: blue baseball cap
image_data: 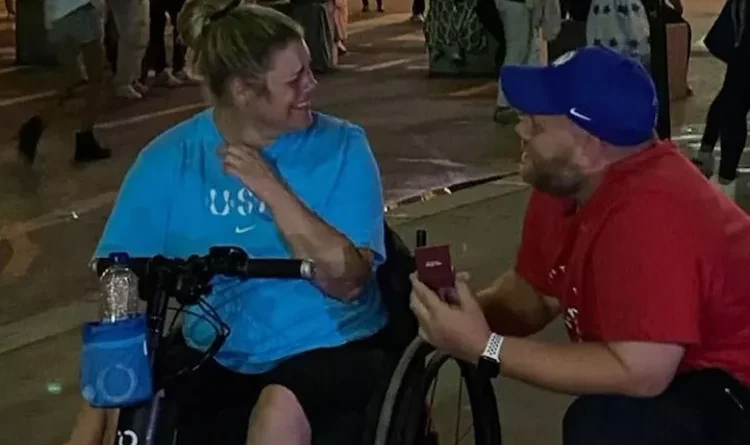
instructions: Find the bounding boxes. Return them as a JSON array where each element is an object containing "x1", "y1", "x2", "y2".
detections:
[{"x1": 500, "y1": 46, "x2": 658, "y2": 146}]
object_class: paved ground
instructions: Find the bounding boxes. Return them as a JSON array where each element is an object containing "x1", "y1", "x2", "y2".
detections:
[{"x1": 0, "y1": 0, "x2": 745, "y2": 444}]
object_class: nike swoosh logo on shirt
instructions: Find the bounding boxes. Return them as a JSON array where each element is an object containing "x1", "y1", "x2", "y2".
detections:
[
  {"x1": 235, "y1": 225, "x2": 256, "y2": 234},
  {"x1": 569, "y1": 108, "x2": 592, "y2": 121}
]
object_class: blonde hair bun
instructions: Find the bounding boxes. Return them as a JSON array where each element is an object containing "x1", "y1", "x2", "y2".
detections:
[{"x1": 177, "y1": 0, "x2": 303, "y2": 97}]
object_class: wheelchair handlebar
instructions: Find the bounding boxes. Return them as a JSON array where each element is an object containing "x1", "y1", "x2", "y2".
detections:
[{"x1": 92, "y1": 246, "x2": 315, "y2": 306}]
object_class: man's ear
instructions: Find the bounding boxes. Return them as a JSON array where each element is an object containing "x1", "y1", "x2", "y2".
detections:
[{"x1": 572, "y1": 133, "x2": 607, "y2": 174}]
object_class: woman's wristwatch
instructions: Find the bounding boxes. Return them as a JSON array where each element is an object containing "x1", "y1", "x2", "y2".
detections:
[{"x1": 477, "y1": 332, "x2": 504, "y2": 378}]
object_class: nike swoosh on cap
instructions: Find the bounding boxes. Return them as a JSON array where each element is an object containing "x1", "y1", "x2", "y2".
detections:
[{"x1": 569, "y1": 108, "x2": 592, "y2": 121}]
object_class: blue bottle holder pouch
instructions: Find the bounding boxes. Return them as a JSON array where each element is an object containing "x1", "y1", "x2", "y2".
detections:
[{"x1": 80, "y1": 314, "x2": 154, "y2": 408}]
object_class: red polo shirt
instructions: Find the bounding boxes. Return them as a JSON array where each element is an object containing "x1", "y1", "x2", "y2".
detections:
[{"x1": 516, "y1": 140, "x2": 750, "y2": 385}]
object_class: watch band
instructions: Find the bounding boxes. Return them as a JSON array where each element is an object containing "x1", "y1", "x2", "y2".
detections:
[{"x1": 482, "y1": 332, "x2": 505, "y2": 363}]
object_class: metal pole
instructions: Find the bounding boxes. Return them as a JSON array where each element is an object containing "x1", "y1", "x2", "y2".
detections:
[{"x1": 646, "y1": 0, "x2": 672, "y2": 139}]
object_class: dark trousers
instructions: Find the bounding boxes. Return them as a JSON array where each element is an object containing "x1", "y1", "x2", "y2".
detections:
[
  {"x1": 701, "y1": 41, "x2": 750, "y2": 181},
  {"x1": 563, "y1": 369, "x2": 750, "y2": 445},
  {"x1": 104, "y1": 10, "x2": 118, "y2": 74},
  {"x1": 142, "y1": 0, "x2": 187, "y2": 77},
  {"x1": 412, "y1": 0, "x2": 424, "y2": 15},
  {"x1": 567, "y1": 0, "x2": 591, "y2": 22},
  {"x1": 362, "y1": 0, "x2": 382, "y2": 10},
  {"x1": 560, "y1": 0, "x2": 569, "y2": 19}
]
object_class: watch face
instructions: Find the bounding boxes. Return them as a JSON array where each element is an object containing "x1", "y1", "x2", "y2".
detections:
[{"x1": 478, "y1": 356, "x2": 500, "y2": 378}]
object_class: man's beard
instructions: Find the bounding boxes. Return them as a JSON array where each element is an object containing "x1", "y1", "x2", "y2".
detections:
[{"x1": 521, "y1": 154, "x2": 585, "y2": 197}]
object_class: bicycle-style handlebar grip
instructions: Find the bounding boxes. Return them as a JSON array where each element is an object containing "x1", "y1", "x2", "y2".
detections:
[
  {"x1": 92, "y1": 256, "x2": 315, "y2": 280},
  {"x1": 239, "y1": 259, "x2": 315, "y2": 280}
]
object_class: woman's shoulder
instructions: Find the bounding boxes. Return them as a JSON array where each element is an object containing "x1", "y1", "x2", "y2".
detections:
[
  {"x1": 308, "y1": 112, "x2": 367, "y2": 139},
  {"x1": 137, "y1": 108, "x2": 217, "y2": 163}
]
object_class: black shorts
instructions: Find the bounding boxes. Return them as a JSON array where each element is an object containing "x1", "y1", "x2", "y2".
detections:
[
  {"x1": 563, "y1": 368, "x2": 750, "y2": 445},
  {"x1": 164, "y1": 331, "x2": 395, "y2": 445}
]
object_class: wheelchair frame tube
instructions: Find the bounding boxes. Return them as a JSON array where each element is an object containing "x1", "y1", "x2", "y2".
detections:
[{"x1": 112, "y1": 275, "x2": 173, "y2": 445}]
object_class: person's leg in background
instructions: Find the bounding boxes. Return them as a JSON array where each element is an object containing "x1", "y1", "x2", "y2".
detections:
[
  {"x1": 696, "y1": 91, "x2": 722, "y2": 175},
  {"x1": 17, "y1": 4, "x2": 111, "y2": 164},
  {"x1": 167, "y1": 0, "x2": 191, "y2": 80},
  {"x1": 104, "y1": 9, "x2": 118, "y2": 74},
  {"x1": 361, "y1": 0, "x2": 383, "y2": 13},
  {"x1": 560, "y1": 0, "x2": 569, "y2": 20},
  {"x1": 4, "y1": 0, "x2": 15, "y2": 19},
  {"x1": 694, "y1": 53, "x2": 750, "y2": 199},
  {"x1": 109, "y1": 0, "x2": 150, "y2": 99},
  {"x1": 332, "y1": 0, "x2": 349, "y2": 55},
  {"x1": 138, "y1": 0, "x2": 159, "y2": 86},
  {"x1": 494, "y1": 0, "x2": 539, "y2": 124},
  {"x1": 715, "y1": 62, "x2": 750, "y2": 199},
  {"x1": 410, "y1": 0, "x2": 425, "y2": 22},
  {"x1": 144, "y1": 0, "x2": 182, "y2": 87},
  {"x1": 74, "y1": 33, "x2": 111, "y2": 160}
]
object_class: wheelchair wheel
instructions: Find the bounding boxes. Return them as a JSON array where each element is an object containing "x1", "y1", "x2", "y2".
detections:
[{"x1": 372, "y1": 338, "x2": 502, "y2": 445}]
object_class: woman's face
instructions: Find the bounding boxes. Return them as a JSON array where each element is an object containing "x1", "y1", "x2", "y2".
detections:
[{"x1": 252, "y1": 40, "x2": 318, "y2": 133}]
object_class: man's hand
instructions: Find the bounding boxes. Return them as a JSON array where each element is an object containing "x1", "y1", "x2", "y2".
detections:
[{"x1": 410, "y1": 272, "x2": 492, "y2": 363}]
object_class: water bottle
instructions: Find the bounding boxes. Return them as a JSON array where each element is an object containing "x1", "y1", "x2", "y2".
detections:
[
  {"x1": 82, "y1": 252, "x2": 153, "y2": 409},
  {"x1": 99, "y1": 252, "x2": 140, "y2": 323}
]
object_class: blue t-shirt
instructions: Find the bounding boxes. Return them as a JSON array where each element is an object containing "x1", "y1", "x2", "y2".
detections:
[{"x1": 95, "y1": 109, "x2": 388, "y2": 374}]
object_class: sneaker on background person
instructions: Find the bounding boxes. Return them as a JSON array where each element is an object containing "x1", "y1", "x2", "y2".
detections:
[
  {"x1": 173, "y1": 68, "x2": 201, "y2": 83},
  {"x1": 153, "y1": 70, "x2": 182, "y2": 86},
  {"x1": 115, "y1": 82, "x2": 144, "y2": 99}
]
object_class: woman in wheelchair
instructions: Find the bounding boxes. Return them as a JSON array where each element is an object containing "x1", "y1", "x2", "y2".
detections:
[{"x1": 64, "y1": 2, "x2": 396, "y2": 444}]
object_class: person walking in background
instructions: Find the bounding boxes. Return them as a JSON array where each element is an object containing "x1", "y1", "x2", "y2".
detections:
[
  {"x1": 140, "y1": 0, "x2": 191, "y2": 87},
  {"x1": 17, "y1": 0, "x2": 111, "y2": 164},
  {"x1": 108, "y1": 0, "x2": 150, "y2": 99},
  {"x1": 493, "y1": 0, "x2": 561, "y2": 124},
  {"x1": 693, "y1": 0, "x2": 750, "y2": 199}
]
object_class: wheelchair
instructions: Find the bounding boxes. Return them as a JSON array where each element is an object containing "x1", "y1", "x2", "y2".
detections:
[
  {"x1": 103, "y1": 224, "x2": 502, "y2": 445},
  {"x1": 360, "y1": 224, "x2": 502, "y2": 445}
]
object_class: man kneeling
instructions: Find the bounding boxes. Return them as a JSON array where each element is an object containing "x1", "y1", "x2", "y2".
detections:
[{"x1": 411, "y1": 46, "x2": 750, "y2": 445}]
